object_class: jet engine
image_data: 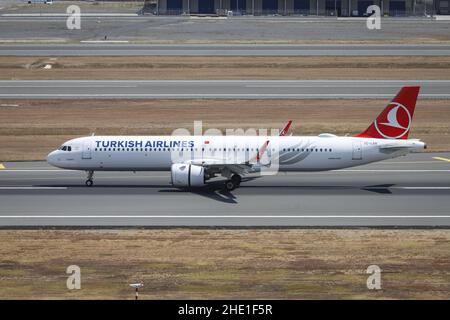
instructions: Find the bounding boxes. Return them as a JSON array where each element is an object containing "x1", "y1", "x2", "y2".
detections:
[{"x1": 171, "y1": 163, "x2": 205, "y2": 187}]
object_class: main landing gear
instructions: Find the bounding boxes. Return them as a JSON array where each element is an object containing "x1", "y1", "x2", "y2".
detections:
[
  {"x1": 225, "y1": 174, "x2": 241, "y2": 191},
  {"x1": 85, "y1": 170, "x2": 94, "y2": 187}
]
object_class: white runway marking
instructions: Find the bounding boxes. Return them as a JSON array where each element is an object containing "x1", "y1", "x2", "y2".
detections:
[
  {"x1": 0, "y1": 185, "x2": 447, "y2": 190},
  {"x1": 0, "y1": 186, "x2": 67, "y2": 190},
  {"x1": 377, "y1": 161, "x2": 443, "y2": 164},
  {"x1": 0, "y1": 169, "x2": 77, "y2": 172},
  {"x1": 0, "y1": 94, "x2": 448, "y2": 98},
  {"x1": 80, "y1": 40, "x2": 130, "y2": 43},
  {"x1": 2, "y1": 13, "x2": 138, "y2": 17},
  {"x1": 396, "y1": 187, "x2": 450, "y2": 190},
  {"x1": 337, "y1": 169, "x2": 450, "y2": 172},
  {"x1": 0, "y1": 85, "x2": 137, "y2": 88},
  {"x1": 1, "y1": 169, "x2": 449, "y2": 174},
  {"x1": 0, "y1": 215, "x2": 449, "y2": 219}
]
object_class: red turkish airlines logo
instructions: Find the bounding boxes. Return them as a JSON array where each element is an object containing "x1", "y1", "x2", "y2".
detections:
[{"x1": 374, "y1": 102, "x2": 411, "y2": 139}]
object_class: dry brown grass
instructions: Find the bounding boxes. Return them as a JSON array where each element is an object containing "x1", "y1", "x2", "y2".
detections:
[
  {"x1": 1, "y1": 56, "x2": 450, "y2": 80},
  {"x1": 0, "y1": 98, "x2": 448, "y2": 161},
  {"x1": 0, "y1": 229, "x2": 449, "y2": 299}
]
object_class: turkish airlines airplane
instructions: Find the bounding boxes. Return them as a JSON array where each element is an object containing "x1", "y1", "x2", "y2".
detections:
[{"x1": 47, "y1": 86, "x2": 426, "y2": 191}]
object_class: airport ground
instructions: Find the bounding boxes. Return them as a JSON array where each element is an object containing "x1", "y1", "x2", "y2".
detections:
[
  {"x1": 1, "y1": 56, "x2": 450, "y2": 80},
  {"x1": 0, "y1": 229, "x2": 449, "y2": 299}
]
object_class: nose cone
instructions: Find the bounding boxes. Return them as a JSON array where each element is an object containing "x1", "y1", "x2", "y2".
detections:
[{"x1": 47, "y1": 150, "x2": 59, "y2": 167}]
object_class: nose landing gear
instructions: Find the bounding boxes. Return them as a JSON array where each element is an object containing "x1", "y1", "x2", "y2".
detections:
[
  {"x1": 85, "y1": 171, "x2": 94, "y2": 187},
  {"x1": 224, "y1": 174, "x2": 242, "y2": 191}
]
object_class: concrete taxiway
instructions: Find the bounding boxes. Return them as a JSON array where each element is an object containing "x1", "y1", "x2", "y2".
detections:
[
  {"x1": 2, "y1": 44, "x2": 450, "y2": 56},
  {"x1": 0, "y1": 152, "x2": 449, "y2": 227},
  {"x1": 1, "y1": 80, "x2": 449, "y2": 99},
  {"x1": 0, "y1": 15, "x2": 449, "y2": 42}
]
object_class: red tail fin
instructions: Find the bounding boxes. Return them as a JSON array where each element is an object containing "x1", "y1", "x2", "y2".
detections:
[{"x1": 356, "y1": 86, "x2": 420, "y2": 139}]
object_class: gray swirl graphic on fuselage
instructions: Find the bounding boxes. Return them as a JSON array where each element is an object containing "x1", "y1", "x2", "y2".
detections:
[{"x1": 276, "y1": 140, "x2": 315, "y2": 165}]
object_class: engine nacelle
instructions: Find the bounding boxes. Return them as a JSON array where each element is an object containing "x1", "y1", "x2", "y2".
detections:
[{"x1": 171, "y1": 163, "x2": 205, "y2": 187}]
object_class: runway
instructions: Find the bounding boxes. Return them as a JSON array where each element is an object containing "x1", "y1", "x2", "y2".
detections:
[
  {"x1": 0, "y1": 152, "x2": 449, "y2": 227},
  {"x1": 2, "y1": 44, "x2": 450, "y2": 56},
  {"x1": 1, "y1": 80, "x2": 449, "y2": 99}
]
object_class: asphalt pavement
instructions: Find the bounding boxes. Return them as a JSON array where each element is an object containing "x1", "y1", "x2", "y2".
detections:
[
  {"x1": 0, "y1": 152, "x2": 449, "y2": 227},
  {"x1": 1, "y1": 80, "x2": 449, "y2": 99}
]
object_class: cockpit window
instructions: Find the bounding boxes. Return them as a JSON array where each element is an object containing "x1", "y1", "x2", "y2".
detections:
[{"x1": 59, "y1": 145, "x2": 71, "y2": 151}]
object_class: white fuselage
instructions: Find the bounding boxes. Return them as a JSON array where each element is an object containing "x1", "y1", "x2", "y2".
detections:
[{"x1": 47, "y1": 135, "x2": 426, "y2": 172}]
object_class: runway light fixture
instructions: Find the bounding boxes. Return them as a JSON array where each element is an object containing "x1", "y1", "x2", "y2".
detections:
[{"x1": 129, "y1": 282, "x2": 144, "y2": 300}]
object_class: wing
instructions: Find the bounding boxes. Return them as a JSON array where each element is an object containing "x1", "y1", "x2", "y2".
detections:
[{"x1": 187, "y1": 140, "x2": 271, "y2": 177}]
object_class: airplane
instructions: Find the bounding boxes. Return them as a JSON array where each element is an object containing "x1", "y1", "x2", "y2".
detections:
[{"x1": 47, "y1": 86, "x2": 426, "y2": 191}]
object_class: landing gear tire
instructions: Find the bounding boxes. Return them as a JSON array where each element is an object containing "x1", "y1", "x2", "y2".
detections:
[
  {"x1": 231, "y1": 174, "x2": 242, "y2": 187},
  {"x1": 225, "y1": 180, "x2": 236, "y2": 191},
  {"x1": 225, "y1": 174, "x2": 242, "y2": 191},
  {"x1": 85, "y1": 170, "x2": 94, "y2": 187}
]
